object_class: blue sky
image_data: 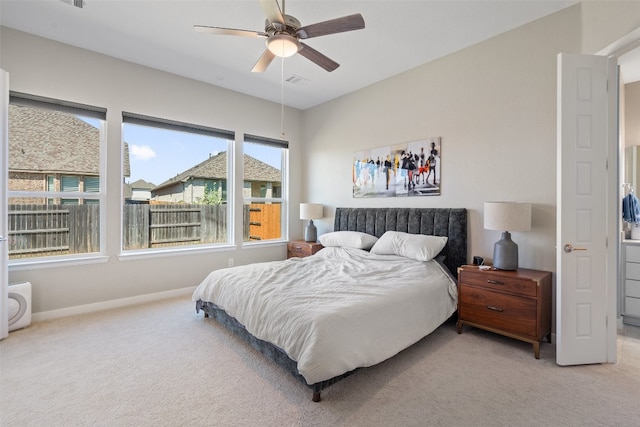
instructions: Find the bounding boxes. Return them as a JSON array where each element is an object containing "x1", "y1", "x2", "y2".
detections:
[
  {"x1": 81, "y1": 118, "x2": 282, "y2": 185},
  {"x1": 123, "y1": 123, "x2": 283, "y2": 186}
]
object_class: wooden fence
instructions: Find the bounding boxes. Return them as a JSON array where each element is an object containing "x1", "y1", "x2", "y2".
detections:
[
  {"x1": 8, "y1": 204, "x2": 100, "y2": 259},
  {"x1": 8, "y1": 203, "x2": 281, "y2": 258},
  {"x1": 123, "y1": 203, "x2": 228, "y2": 250},
  {"x1": 244, "y1": 203, "x2": 281, "y2": 241}
]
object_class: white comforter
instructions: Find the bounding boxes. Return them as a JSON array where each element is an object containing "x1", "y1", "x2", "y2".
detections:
[{"x1": 192, "y1": 246, "x2": 458, "y2": 384}]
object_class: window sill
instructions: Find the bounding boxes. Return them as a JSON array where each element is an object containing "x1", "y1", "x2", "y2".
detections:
[
  {"x1": 242, "y1": 240, "x2": 288, "y2": 249},
  {"x1": 118, "y1": 240, "x2": 288, "y2": 261},
  {"x1": 118, "y1": 244, "x2": 238, "y2": 262},
  {"x1": 9, "y1": 254, "x2": 110, "y2": 271}
]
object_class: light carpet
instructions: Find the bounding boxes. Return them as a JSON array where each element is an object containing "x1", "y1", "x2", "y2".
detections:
[{"x1": 1, "y1": 296, "x2": 639, "y2": 427}]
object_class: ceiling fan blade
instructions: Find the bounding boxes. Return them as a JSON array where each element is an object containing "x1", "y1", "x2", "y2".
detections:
[
  {"x1": 298, "y1": 43, "x2": 339, "y2": 72},
  {"x1": 194, "y1": 25, "x2": 267, "y2": 38},
  {"x1": 258, "y1": 0, "x2": 285, "y2": 25},
  {"x1": 296, "y1": 13, "x2": 365, "y2": 39},
  {"x1": 251, "y1": 49, "x2": 276, "y2": 73}
]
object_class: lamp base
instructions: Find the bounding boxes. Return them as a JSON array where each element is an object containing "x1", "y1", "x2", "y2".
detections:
[
  {"x1": 304, "y1": 220, "x2": 317, "y2": 242},
  {"x1": 493, "y1": 231, "x2": 518, "y2": 270}
]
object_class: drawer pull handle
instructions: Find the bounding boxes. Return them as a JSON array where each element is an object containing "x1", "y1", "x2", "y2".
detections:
[
  {"x1": 487, "y1": 279, "x2": 504, "y2": 285},
  {"x1": 487, "y1": 305, "x2": 504, "y2": 312}
]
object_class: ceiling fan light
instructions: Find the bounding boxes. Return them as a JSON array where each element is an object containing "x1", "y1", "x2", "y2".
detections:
[{"x1": 267, "y1": 34, "x2": 300, "y2": 58}]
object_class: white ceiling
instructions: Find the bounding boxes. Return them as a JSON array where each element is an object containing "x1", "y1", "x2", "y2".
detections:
[{"x1": 1, "y1": 0, "x2": 580, "y2": 110}]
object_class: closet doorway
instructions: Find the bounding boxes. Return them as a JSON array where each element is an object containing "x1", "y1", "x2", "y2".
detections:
[{"x1": 619, "y1": 42, "x2": 640, "y2": 330}]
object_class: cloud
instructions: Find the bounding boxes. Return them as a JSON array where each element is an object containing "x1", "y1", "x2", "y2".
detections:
[{"x1": 131, "y1": 144, "x2": 156, "y2": 161}]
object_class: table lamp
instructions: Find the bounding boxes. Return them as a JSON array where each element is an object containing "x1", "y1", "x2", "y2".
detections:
[
  {"x1": 484, "y1": 201, "x2": 531, "y2": 270},
  {"x1": 300, "y1": 203, "x2": 323, "y2": 242}
]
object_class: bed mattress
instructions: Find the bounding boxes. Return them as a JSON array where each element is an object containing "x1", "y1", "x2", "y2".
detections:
[{"x1": 192, "y1": 246, "x2": 457, "y2": 385}]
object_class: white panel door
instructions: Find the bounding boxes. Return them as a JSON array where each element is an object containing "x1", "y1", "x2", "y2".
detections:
[
  {"x1": 556, "y1": 53, "x2": 618, "y2": 365},
  {"x1": 0, "y1": 70, "x2": 8, "y2": 340}
]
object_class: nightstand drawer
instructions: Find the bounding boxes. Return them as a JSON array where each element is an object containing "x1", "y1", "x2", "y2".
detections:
[
  {"x1": 460, "y1": 270, "x2": 537, "y2": 298},
  {"x1": 459, "y1": 285, "x2": 537, "y2": 338},
  {"x1": 457, "y1": 266, "x2": 551, "y2": 359},
  {"x1": 287, "y1": 241, "x2": 323, "y2": 258}
]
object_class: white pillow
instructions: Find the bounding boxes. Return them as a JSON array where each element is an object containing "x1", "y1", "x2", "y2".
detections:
[
  {"x1": 319, "y1": 231, "x2": 378, "y2": 250},
  {"x1": 370, "y1": 231, "x2": 448, "y2": 261}
]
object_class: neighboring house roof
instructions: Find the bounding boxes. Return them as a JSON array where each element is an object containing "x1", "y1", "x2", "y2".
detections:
[
  {"x1": 130, "y1": 179, "x2": 156, "y2": 189},
  {"x1": 154, "y1": 151, "x2": 281, "y2": 191},
  {"x1": 9, "y1": 104, "x2": 131, "y2": 177},
  {"x1": 124, "y1": 180, "x2": 155, "y2": 200}
]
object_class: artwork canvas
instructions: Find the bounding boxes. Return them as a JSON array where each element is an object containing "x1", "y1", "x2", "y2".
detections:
[{"x1": 353, "y1": 137, "x2": 441, "y2": 198}]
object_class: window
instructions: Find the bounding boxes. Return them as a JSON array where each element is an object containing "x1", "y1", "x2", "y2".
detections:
[
  {"x1": 61, "y1": 176, "x2": 79, "y2": 192},
  {"x1": 85, "y1": 177, "x2": 99, "y2": 192},
  {"x1": 242, "y1": 134, "x2": 288, "y2": 242},
  {"x1": 7, "y1": 92, "x2": 105, "y2": 260},
  {"x1": 122, "y1": 112, "x2": 233, "y2": 252}
]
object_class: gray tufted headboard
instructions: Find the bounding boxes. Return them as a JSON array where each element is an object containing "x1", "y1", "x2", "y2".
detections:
[{"x1": 334, "y1": 207, "x2": 467, "y2": 274}]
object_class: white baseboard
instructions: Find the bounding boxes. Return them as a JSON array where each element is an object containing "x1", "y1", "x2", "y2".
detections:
[{"x1": 32, "y1": 286, "x2": 196, "y2": 322}]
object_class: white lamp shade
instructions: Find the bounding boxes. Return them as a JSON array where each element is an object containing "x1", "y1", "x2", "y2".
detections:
[
  {"x1": 300, "y1": 203, "x2": 323, "y2": 220},
  {"x1": 484, "y1": 202, "x2": 531, "y2": 232}
]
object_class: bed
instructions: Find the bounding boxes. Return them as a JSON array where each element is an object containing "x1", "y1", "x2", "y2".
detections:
[{"x1": 193, "y1": 207, "x2": 467, "y2": 401}]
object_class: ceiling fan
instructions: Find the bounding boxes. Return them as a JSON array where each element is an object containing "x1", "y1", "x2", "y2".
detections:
[{"x1": 194, "y1": 0, "x2": 365, "y2": 73}]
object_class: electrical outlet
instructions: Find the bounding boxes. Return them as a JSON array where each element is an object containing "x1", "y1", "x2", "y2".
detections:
[{"x1": 228, "y1": 258, "x2": 234, "y2": 267}]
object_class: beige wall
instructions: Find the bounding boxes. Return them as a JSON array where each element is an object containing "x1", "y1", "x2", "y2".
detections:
[
  {"x1": 626, "y1": 82, "x2": 640, "y2": 148},
  {"x1": 624, "y1": 82, "x2": 640, "y2": 192},
  {"x1": 580, "y1": 1, "x2": 640, "y2": 55},
  {"x1": 2, "y1": 1, "x2": 640, "y2": 315},
  {"x1": 300, "y1": 3, "x2": 640, "y2": 274},
  {"x1": 1, "y1": 27, "x2": 302, "y2": 314}
]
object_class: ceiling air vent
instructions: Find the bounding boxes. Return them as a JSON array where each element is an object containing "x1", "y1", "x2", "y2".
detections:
[
  {"x1": 59, "y1": 0, "x2": 84, "y2": 8},
  {"x1": 285, "y1": 74, "x2": 310, "y2": 85}
]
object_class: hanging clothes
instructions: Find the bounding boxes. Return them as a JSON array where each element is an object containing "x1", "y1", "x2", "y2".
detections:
[{"x1": 622, "y1": 190, "x2": 640, "y2": 223}]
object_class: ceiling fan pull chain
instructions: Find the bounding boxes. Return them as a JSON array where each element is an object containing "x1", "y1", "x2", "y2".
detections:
[{"x1": 280, "y1": 56, "x2": 285, "y2": 139}]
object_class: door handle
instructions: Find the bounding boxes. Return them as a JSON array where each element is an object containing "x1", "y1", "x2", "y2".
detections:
[
  {"x1": 564, "y1": 243, "x2": 587, "y2": 253},
  {"x1": 0, "y1": 235, "x2": 7, "y2": 242}
]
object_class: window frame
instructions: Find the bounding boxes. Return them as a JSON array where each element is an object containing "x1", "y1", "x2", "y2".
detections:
[
  {"x1": 241, "y1": 133, "x2": 289, "y2": 245},
  {"x1": 120, "y1": 112, "x2": 235, "y2": 255},
  {"x1": 8, "y1": 92, "x2": 107, "y2": 266}
]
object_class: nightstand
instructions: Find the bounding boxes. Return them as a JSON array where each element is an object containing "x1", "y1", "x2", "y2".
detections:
[
  {"x1": 287, "y1": 240, "x2": 323, "y2": 259},
  {"x1": 456, "y1": 265, "x2": 552, "y2": 359}
]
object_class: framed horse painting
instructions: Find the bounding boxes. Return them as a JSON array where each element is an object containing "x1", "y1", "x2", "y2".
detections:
[{"x1": 352, "y1": 137, "x2": 441, "y2": 198}]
